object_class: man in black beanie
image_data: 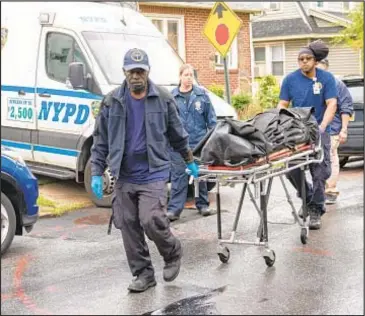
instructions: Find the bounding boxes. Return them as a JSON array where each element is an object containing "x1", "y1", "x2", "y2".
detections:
[{"x1": 277, "y1": 42, "x2": 337, "y2": 230}]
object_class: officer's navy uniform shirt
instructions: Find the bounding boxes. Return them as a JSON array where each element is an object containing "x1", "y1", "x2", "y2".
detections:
[
  {"x1": 119, "y1": 89, "x2": 169, "y2": 184},
  {"x1": 279, "y1": 68, "x2": 337, "y2": 133}
]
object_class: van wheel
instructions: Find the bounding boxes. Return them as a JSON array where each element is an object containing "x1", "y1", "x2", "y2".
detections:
[
  {"x1": 339, "y1": 156, "x2": 349, "y2": 168},
  {"x1": 84, "y1": 158, "x2": 114, "y2": 208},
  {"x1": 1, "y1": 192, "x2": 17, "y2": 255}
]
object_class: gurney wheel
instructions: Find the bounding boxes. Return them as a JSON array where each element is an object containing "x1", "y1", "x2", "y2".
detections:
[
  {"x1": 218, "y1": 247, "x2": 230, "y2": 263},
  {"x1": 263, "y1": 250, "x2": 275, "y2": 267},
  {"x1": 300, "y1": 227, "x2": 308, "y2": 244}
]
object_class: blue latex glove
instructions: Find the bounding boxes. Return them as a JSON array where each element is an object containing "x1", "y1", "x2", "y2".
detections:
[
  {"x1": 186, "y1": 162, "x2": 199, "y2": 178},
  {"x1": 91, "y1": 176, "x2": 103, "y2": 200}
]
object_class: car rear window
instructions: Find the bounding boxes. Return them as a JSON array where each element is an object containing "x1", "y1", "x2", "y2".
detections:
[{"x1": 347, "y1": 86, "x2": 364, "y2": 104}]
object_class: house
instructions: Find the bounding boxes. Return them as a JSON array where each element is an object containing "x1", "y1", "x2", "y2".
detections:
[
  {"x1": 251, "y1": 1, "x2": 363, "y2": 80},
  {"x1": 139, "y1": 2, "x2": 263, "y2": 94}
]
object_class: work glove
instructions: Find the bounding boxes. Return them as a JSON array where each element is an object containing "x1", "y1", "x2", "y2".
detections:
[
  {"x1": 91, "y1": 175, "x2": 103, "y2": 200},
  {"x1": 186, "y1": 162, "x2": 199, "y2": 178}
]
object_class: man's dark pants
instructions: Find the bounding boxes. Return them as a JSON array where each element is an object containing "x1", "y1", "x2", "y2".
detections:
[
  {"x1": 168, "y1": 151, "x2": 209, "y2": 216},
  {"x1": 112, "y1": 180, "x2": 181, "y2": 278},
  {"x1": 286, "y1": 132, "x2": 332, "y2": 214}
]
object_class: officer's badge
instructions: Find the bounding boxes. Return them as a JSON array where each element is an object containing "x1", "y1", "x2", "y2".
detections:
[
  {"x1": 91, "y1": 100, "x2": 101, "y2": 118},
  {"x1": 1, "y1": 27, "x2": 8, "y2": 51},
  {"x1": 195, "y1": 101, "x2": 201, "y2": 111}
]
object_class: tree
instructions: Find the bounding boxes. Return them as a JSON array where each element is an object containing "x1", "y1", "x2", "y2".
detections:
[{"x1": 332, "y1": 3, "x2": 364, "y2": 73}]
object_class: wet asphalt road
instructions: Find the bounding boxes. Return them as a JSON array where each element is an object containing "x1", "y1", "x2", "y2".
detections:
[{"x1": 1, "y1": 161, "x2": 363, "y2": 315}]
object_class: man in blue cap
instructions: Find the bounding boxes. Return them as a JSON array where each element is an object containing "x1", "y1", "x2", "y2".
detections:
[
  {"x1": 277, "y1": 42, "x2": 337, "y2": 230},
  {"x1": 90, "y1": 48, "x2": 199, "y2": 292}
]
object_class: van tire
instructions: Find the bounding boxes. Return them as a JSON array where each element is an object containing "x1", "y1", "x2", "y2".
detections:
[
  {"x1": 1, "y1": 192, "x2": 17, "y2": 255},
  {"x1": 84, "y1": 158, "x2": 113, "y2": 208}
]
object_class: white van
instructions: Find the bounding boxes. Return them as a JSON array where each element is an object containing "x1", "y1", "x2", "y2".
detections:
[{"x1": 1, "y1": 2, "x2": 237, "y2": 206}]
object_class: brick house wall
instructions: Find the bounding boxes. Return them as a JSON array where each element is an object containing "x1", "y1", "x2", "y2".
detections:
[{"x1": 139, "y1": 4, "x2": 252, "y2": 94}]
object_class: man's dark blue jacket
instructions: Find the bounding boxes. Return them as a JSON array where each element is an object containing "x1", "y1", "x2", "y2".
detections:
[
  {"x1": 91, "y1": 80, "x2": 192, "y2": 179},
  {"x1": 330, "y1": 78, "x2": 354, "y2": 135}
]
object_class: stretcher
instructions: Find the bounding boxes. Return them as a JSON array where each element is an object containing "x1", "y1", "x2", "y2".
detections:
[{"x1": 193, "y1": 141, "x2": 323, "y2": 267}]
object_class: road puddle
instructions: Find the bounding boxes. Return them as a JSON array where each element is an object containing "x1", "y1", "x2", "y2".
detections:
[{"x1": 142, "y1": 286, "x2": 226, "y2": 315}]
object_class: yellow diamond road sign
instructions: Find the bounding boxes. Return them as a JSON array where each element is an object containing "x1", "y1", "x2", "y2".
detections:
[{"x1": 203, "y1": 2, "x2": 242, "y2": 57}]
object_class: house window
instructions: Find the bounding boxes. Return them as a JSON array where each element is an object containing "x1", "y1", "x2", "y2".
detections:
[
  {"x1": 342, "y1": 2, "x2": 350, "y2": 11},
  {"x1": 214, "y1": 37, "x2": 238, "y2": 70},
  {"x1": 148, "y1": 16, "x2": 185, "y2": 59},
  {"x1": 253, "y1": 44, "x2": 284, "y2": 77},
  {"x1": 254, "y1": 47, "x2": 266, "y2": 77},
  {"x1": 268, "y1": 2, "x2": 280, "y2": 11},
  {"x1": 271, "y1": 45, "x2": 284, "y2": 76},
  {"x1": 313, "y1": 1, "x2": 325, "y2": 9}
]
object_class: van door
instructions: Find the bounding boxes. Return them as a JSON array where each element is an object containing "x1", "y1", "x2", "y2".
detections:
[
  {"x1": 1, "y1": 26, "x2": 37, "y2": 162},
  {"x1": 34, "y1": 27, "x2": 101, "y2": 169}
]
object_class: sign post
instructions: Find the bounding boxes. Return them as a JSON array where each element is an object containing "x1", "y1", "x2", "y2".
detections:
[
  {"x1": 223, "y1": 56, "x2": 231, "y2": 104},
  {"x1": 203, "y1": 2, "x2": 242, "y2": 105}
]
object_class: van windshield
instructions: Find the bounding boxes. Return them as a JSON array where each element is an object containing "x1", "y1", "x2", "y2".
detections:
[{"x1": 82, "y1": 31, "x2": 182, "y2": 86}]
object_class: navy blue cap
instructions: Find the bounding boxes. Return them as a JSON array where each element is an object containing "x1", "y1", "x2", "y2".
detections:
[
  {"x1": 123, "y1": 48, "x2": 150, "y2": 71},
  {"x1": 319, "y1": 58, "x2": 329, "y2": 66}
]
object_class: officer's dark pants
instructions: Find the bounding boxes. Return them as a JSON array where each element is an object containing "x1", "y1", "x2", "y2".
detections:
[
  {"x1": 112, "y1": 180, "x2": 181, "y2": 278},
  {"x1": 167, "y1": 151, "x2": 209, "y2": 216},
  {"x1": 286, "y1": 132, "x2": 332, "y2": 215}
]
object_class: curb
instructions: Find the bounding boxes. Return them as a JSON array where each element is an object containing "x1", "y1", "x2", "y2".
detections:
[{"x1": 38, "y1": 202, "x2": 95, "y2": 218}]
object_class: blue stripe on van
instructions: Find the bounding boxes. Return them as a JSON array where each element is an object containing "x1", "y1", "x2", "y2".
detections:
[
  {"x1": 1, "y1": 86, "x2": 36, "y2": 94},
  {"x1": 1, "y1": 85, "x2": 103, "y2": 100},
  {"x1": 1, "y1": 140, "x2": 79, "y2": 157},
  {"x1": 36, "y1": 88, "x2": 103, "y2": 100},
  {"x1": 33, "y1": 145, "x2": 79, "y2": 157},
  {"x1": 1, "y1": 140, "x2": 32, "y2": 150}
]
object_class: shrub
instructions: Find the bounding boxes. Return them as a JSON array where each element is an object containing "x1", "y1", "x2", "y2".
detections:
[
  {"x1": 255, "y1": 75, "x2": 280, "y2": 109},
  {"x1": 231, "y1": 93, "x2": 252, "y2": 112},
  {"x1": 240, "y1": 102, "x2": 263, "y2": 121},
  {"x1": 208, "y1": 84, "x2": 224, "y2": 99}
]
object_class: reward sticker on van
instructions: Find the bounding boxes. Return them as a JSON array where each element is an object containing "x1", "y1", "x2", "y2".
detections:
[
  {"x1": 7, "y1": 98, "x2": 34, "y2": 122},
  {"x1": 350, "y1": 112, "x2": 355, "y2": 122}
]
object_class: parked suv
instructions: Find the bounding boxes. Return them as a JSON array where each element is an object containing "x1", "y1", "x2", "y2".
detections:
[
  {"x1": 338, "y1": 77, "x2": 364, "y2": 168},
  {"x1": 1, "y1": 146, "x2": 39, "y2": 255}
]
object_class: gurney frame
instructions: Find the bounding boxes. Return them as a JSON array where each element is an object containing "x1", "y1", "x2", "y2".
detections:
[{"x1": 193, "y1": 143, "x2": 323, "y2": 267}]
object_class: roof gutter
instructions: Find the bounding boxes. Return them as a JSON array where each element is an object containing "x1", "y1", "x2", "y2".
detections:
[
  {"x1": 253, "y1": 33, "x2": 337, "y2": 42},
  {"x1": 295, "y1": 2, "x2": 313, "y2": 32},
  {"x1": 139, "y1": 2, "x2": 263, "y2": 13},
  {"x1": 308, "y1": 9, "x2": 351, "y2": 27}
]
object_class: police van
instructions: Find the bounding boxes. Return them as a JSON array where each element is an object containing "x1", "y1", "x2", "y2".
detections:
[{"x1": 1, "y1": 2, "x2": 237, "y2": 207}]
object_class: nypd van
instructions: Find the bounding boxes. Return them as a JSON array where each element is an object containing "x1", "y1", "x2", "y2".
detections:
[{"x1": 1, "y1": 2, "x2": 237, "y2": 207}]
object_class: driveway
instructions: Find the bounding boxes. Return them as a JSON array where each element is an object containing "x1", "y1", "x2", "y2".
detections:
[{"x1": 1, "y1": 160, "x2": 363, "y2": 315}]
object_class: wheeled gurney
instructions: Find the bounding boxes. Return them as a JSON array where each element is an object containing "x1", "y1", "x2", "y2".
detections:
[{"x1": 193, "y1": 141, "x2": 323, "y2": 267}]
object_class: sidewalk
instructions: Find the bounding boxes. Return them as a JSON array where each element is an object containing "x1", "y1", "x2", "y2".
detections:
[{"x1": 38, "y1": 177, "x2": 93, "y2": 217}]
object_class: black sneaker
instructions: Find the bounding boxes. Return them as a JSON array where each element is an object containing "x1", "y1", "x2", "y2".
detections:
[
  {"x1": 299, "y1": 206, "x2": 326, "y2": 219},
  {"x1": 199, "y1": 207, "x2": 212, "y2": 217},
  {"x1": 309, "y1": 210, "x2": 321, "y2": 230},
  {"x1": 163, "y1": 240, "x2": 182, "y2": 282},
  {"x1": 167, "y1": 212, "x2": 180, "y2": 222},
  {"x1": 128, "y1": 276, "x2": 157, "y2": 293},
  {"x1": 325, "y1": 194, "x2": 337, "y2": 205}
]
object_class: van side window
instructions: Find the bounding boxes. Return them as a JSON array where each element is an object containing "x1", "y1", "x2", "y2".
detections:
[{"x1": 46, "y1": 32, "x2": 89, "y2": 83}]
